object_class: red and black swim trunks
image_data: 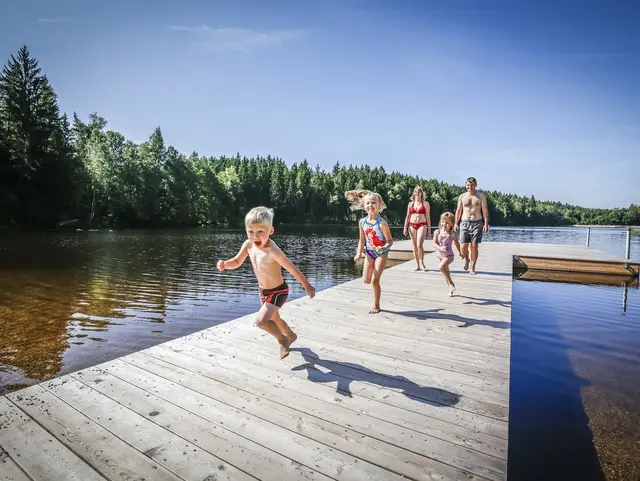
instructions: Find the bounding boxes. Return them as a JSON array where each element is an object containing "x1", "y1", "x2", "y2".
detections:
[{"x1": 259, "y1": 281, "x2": 289, "y2": 308}]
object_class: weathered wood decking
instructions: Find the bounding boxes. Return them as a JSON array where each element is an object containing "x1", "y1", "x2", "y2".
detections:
[{"x1": 1, "y1": 241, "x2": 636, "y2": 481}]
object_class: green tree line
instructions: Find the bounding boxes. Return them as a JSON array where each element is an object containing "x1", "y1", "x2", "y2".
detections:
[{"x1": 1, "y1": 45, "x2": 639, "y2": 229}]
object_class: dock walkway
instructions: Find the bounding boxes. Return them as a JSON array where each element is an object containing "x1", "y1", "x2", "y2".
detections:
[{"x1": 1, "y1": 242, "x2": 637, "y2": 481}]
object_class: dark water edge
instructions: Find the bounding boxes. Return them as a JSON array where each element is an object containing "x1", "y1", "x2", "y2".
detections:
[{"x1": 508, "y1": 280, "x2": 640, "y2": 481}]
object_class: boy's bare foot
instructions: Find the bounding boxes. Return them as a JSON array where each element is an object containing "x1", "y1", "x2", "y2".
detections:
[
  {"x1": 449, "y1": 285, "x2": 456, "y2": 297},
  {"x1": 463, "y1": 259, "x2": 470, "y2": 271},
  {"x1": 469, "y1": 270, "x2": 476, "y2": 276},
  {"x1": 369, "y1": 306, "x2": 380, "y2": 314},
  {"x1": 414, "y1": 267, "x2": 421, "y2": 271},
  {"x1": 279, "y1": 337, "x2": 291, "y2": 359},
  {"x1": 287, "y1": 331, "x2": 298, "y2": 347}
]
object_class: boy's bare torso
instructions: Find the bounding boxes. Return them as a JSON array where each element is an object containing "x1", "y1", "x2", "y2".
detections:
[
  {"x1": 460, "y1": 192, "x2": 484, "y2": 221},
  {"x1": 247, "y1": 240, "x2": 285, "y2": 289}
]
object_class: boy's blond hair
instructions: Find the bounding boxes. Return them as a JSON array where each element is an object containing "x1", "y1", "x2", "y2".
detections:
[
  {"x1": 345, "y1": 189, "x2": 387, "y2": 212},
  {"x1": 245, "y1": 206, "x2": 275, "y2": 227},
  {"x1": 440, "y1": 211, "x2": 455, "y2": 227}
]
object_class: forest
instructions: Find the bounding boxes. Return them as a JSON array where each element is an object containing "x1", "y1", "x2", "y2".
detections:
[{"x1": 2, "y1": 45, "x2": 639, "y2": 229}]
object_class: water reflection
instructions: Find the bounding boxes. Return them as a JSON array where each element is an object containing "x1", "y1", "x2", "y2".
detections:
[
  {"x1": 0, "y1": 228, "x2": 362, "y2": 394},
  {"x1": 509, "y1": 280, "x2": 640, "y2": 480}
]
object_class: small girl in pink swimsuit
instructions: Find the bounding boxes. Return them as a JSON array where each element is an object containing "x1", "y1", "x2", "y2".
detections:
[{"x1": 433, "y1": 212, "x2": 463, "y2": 296}]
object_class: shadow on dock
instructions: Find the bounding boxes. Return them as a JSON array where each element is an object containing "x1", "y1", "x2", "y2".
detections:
[
  {"x1": 387, "y1": 308, "x2": 510, "y2": 329},
  {"x1": 290, "y1": 347, "x2": 461, "y2": 407},
  {"x1": 458, "y1": 295, "x2": 512, "y2": 308}
]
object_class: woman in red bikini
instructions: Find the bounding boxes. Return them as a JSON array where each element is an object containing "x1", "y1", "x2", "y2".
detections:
[{"x1": 403, "y1": 186, "x2": 432, "y2": 271}]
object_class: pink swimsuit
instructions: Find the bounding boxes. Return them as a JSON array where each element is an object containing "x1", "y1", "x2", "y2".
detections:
[{"x1": 435, "y1": 229, "x2": 456, "y2": 259}]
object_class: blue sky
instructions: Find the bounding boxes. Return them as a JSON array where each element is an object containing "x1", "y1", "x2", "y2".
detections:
[{"x1": 1, "y1": 0, "x2": 639, "y2": 208}]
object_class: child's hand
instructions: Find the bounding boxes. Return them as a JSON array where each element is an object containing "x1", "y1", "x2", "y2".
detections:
[
  {"x1": 374, "y1": 245, "x2": 387, "y2": 254},
  {"x1": 354, "y1": 254, "x2": 362, "y2": 264},
  {"x1": 305, "y1": 285, "x2": 316, "y2": 299},
  {"x1": 403, "y1": 228, "x2": 408, "y2": 237},
  {"x1": 216, "y1": 260, "x2": 226, "y2": 271}
]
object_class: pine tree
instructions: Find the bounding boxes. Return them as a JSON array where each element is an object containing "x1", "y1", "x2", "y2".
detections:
[{"x1": 0, "y1": 45, "x2": 76, "y2": 225}]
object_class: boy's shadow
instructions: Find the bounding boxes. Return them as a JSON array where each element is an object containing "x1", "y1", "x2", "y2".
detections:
[
  {"x1": 385, "y1": 308, "x2": 510, "y2": 329},
  {"x1": 290, "y1": 347, "x2": 460, "y2": 407},
  {"x1": 459, "y1": 295, "x2": 511, "y2": 308}
]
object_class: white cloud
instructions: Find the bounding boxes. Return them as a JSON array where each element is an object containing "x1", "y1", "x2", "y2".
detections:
[
  {"x1": 170, "y1": 25, "x2": 303, "y2": 53},
  {"x1": 37, "y1": 17, "x2": 73, "y2": 23}
]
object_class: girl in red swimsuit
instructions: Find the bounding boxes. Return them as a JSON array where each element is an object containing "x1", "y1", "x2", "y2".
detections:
[{"x1": 403, "y1": 186, "x2": 432, "y2": 271}]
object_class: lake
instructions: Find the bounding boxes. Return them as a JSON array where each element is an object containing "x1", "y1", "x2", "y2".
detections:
[
  {"x1": 1, "y1": 225, "x2": 637, "y2": 394},
  {"x1": 1, "y1": 225, "x2": 639, "y2": 479}
]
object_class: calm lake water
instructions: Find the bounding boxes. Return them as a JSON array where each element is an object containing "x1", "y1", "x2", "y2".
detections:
[
  {"x1": 0, "y1": 225, "x2": 639, "y2": 479},
  {"x1": 509, "y1": 280, "x2": 640, "y2": 481}
]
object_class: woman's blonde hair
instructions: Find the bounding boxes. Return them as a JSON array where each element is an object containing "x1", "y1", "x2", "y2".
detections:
[
  {"x1": 440, "y1": 211, "x2": 455, "y2": 227},
  {"x1": 412, "y1": 186, "x2": 424, "y2": 201},
  {"x1": 345, "y1": 189, "x2": 387, "y2": 212}
]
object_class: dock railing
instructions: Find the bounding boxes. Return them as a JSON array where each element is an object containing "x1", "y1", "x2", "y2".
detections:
[{"x1": 460, "y1": 225, "x2": 634, "y2": 260}]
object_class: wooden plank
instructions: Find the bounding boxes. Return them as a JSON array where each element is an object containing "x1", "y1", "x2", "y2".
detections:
[
  {"x1": 40, "y1": 377, "x2": 260, "y2": 481},
  {"x1": 145, "y1": 343, "x2": 509, "y2": 439},
  {"x1": 81, "y1": 359, "x2": 486, "y2": 481},
  {"x1": 88, "y1": 356, "x2": 427, "y2": 481},
  {"x1": 515, "y1": 268, "x2": 639, "y2": 287},
  {"x1": 0, "y1": 397, "x2": 105, "y2": 481},
  {"x1": 198, "y1": 325, "x2": 509, "y2": 406},
  {"x1": 280, "y1": 302, "x2": 512, "y2": 359},
  {"x1": 204, "y1": 324, "x2": 510, "y2": 394},
  {"x1": 7, "y1": 386, "x2": 184, "y2": 481},
  {"x1": 249, "y1": 305, "x2": 512, "y2": 370},
  {"x1": 130, "y1": 349, "x2": 507, "y2": 480},
  {"x1": 70, "y1": 365, "x2": 333, "y2": 481},
  {"x1": 0, "y1": 452, "x2": 32, "y2": 481},
  {"x1": 516, "y1": 256, "x2": 639, "y2": 275}
]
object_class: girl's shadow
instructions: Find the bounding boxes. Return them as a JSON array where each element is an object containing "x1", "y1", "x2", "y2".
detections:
[{"x1": 290, "y1": 347, "x2": 460, "y2": 407}]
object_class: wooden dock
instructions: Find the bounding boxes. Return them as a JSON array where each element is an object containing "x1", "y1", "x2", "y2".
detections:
[{"x1": 1, "y1": 241, "x2": 637, "y2": 481}]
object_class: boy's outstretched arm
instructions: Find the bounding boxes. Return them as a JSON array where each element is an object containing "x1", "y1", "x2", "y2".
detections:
[
  {"x1": 271, "y1": 244, "x2": 315, "y2": 298},
  {"x1": 217, "y1": 240, "x2": 249, "y2": 271}
]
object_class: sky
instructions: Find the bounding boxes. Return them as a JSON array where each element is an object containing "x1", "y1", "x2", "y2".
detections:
[{"x1": 1, "y1": 0, "x2": 639, "y2": 208}]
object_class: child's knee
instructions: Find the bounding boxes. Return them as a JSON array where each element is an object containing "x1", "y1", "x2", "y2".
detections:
[
  {"x1": 363, "y1": 277, "x2": 372, "y2": 285},
  {"x1": 255, "y1": 316, "x2": 270, "y2": 328},
  {"x1": 372, "y1": 276, "x2": 381, "y2": 286}
]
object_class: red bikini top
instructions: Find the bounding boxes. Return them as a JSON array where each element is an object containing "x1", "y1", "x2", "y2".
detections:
[{"x1": 409, "y1": 202, "x2": 426, "y2": 215}]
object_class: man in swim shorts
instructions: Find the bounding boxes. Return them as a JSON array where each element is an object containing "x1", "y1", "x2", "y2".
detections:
[{"x1": 454, "y1": 177, "x2": 489, "y2": 275}]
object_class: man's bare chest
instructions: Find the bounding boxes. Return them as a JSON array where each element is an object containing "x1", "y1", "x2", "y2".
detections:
[{"x1": 463, "y1": 194, "x2": 481, "y2": 207}]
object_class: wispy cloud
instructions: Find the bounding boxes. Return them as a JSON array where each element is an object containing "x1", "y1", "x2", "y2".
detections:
[
  {"x1": 37, "y1": 17, "x2": 73, "y2": 23},
  {"x1": 554, "y1": 52, "x2": 628, "y2": 59},
  {"x1": 170, "y1": 25, "x2": 304, "y2": 53}
]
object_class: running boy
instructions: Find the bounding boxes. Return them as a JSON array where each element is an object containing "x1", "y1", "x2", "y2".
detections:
[{"x1": 217, "y1": 206, "x2": 315, "y2": 359}]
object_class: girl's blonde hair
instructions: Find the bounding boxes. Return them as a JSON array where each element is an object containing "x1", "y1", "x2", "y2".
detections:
[
  {"x1": 412, "y1": 186, "x2": 424, "y2": 201},
  {"x1": 440, "y1": 211, "x2": 455, "y2": 227},
  {"x1": 345, "y1": 189, "x2": 387, "y2": 212}
]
